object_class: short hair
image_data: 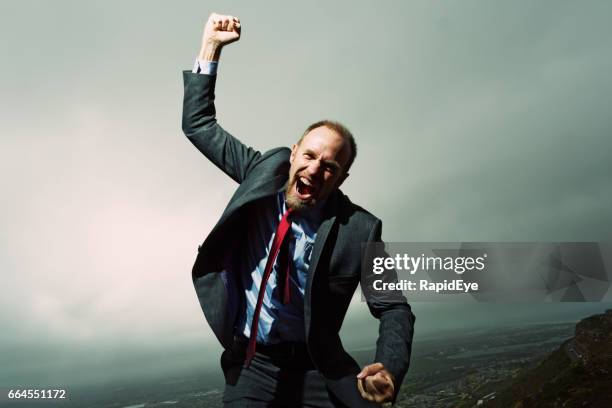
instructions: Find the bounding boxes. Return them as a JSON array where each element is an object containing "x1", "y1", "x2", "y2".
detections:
[{"x1": 298, "y1": 120, "x2": 357, "y2": 173}]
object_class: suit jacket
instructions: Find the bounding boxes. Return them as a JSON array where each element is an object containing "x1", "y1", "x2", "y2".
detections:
[{"x1": 181, "y1": 71, "x2": 415, "y2": 406}]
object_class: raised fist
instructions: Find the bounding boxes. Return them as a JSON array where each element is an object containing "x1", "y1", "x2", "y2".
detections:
[{"x1": 202, "y1": 12, "x2": 241, "y2": 49}]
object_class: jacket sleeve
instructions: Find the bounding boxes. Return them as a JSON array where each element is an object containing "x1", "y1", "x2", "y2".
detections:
[
  {"x1": 361, "y1": 219, "x2": 415, "y2": 399},
  {"x1": 181, "y1": 71, "x2": 261, "y2": 184}
]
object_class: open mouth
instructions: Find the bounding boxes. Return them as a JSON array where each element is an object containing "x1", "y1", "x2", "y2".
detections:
[{"x1": 296, "y1": 177, "x2": 317, "y2": 199}]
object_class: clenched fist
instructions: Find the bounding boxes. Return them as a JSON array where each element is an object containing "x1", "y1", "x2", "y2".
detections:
[
  {"x1": 357, "y1": 363, "x2": 396, "y2": 404},
  {"x1": 199, "y1": 12, "x2": 241, "y2": 61}
]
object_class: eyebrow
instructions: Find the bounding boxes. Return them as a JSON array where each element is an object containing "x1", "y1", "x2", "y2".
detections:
[{"x1": 303, "y1": 149, "x2": 341, "y2": 170}]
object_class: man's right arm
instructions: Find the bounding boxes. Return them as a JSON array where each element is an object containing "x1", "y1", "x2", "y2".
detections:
[{"x1": 181, "y1": 13, "x2": 260, "y2": 184}]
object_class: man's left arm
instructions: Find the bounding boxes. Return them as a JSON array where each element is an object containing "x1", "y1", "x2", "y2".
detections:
[{"x1": 359, "y1": 219, "x2": 415, "y2": 404}]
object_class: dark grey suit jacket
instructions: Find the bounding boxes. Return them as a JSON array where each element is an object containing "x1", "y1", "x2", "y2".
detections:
[{"x1": 181, "y1": 71, "x2": 415, "y2": 406}]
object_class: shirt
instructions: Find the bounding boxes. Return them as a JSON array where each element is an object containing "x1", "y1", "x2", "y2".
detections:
[{"x1": 236, "y1": 192, "x2": 320, "y2": 344}]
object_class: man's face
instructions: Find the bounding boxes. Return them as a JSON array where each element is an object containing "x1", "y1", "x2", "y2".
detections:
[{"x1": 285, "y1": 126, "x2": 351, "y2": 212}]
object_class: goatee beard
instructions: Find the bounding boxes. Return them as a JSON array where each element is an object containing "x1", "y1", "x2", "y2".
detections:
[{"x1": 284, "y1": 181, "x2": 313, "y2": 213}]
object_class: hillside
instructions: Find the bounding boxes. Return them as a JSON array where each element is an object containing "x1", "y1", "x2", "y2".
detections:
[{"x1": 468, "y1": 309, "x2": 612, "y2": 407}]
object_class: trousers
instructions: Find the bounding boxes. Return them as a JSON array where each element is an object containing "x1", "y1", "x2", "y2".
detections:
[{"x1": 222, "y1": 339, "x2": 348, "y2": 408}]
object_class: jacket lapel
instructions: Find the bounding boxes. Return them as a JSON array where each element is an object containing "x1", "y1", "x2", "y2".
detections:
[{"x1": 304, "y1": 191, "x2": 340, "y2": 339}]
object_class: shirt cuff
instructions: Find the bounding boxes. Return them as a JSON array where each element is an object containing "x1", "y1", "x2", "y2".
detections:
[{"x1": 192, "y1": 59, "x2": 218, "y2": 75}]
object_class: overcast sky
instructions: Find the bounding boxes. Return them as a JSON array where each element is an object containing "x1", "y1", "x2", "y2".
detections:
[{"x1": 1, "y1": 0, "x2": 611, "y2": 388}]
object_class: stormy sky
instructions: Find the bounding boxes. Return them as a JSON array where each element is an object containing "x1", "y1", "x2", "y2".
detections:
[{"x1": 1, "y1": 0, "x2": 611, "y2": 388}]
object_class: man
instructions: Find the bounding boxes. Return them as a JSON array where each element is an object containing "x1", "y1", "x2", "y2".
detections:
[{"x1": 182, "y1": 12, "x2": 415, "y2": 407}]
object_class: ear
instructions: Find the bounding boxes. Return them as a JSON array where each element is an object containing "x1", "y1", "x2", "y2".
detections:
[
  {"x1": 290, "y1": 143, "x2": 298, "y2": 164},
  {"x1": 336, "y1": 172, "x2": 349, "y2": 188}
]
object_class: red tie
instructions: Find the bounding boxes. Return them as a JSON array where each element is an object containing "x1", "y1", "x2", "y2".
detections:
[{"x1": 245, "y1": 208, "x2": 293, "y2": 366}]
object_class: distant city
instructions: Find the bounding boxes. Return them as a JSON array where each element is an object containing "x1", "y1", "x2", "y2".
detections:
[{"x1": 5, "y1": 311, "x2": 611, "y2": 408}]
